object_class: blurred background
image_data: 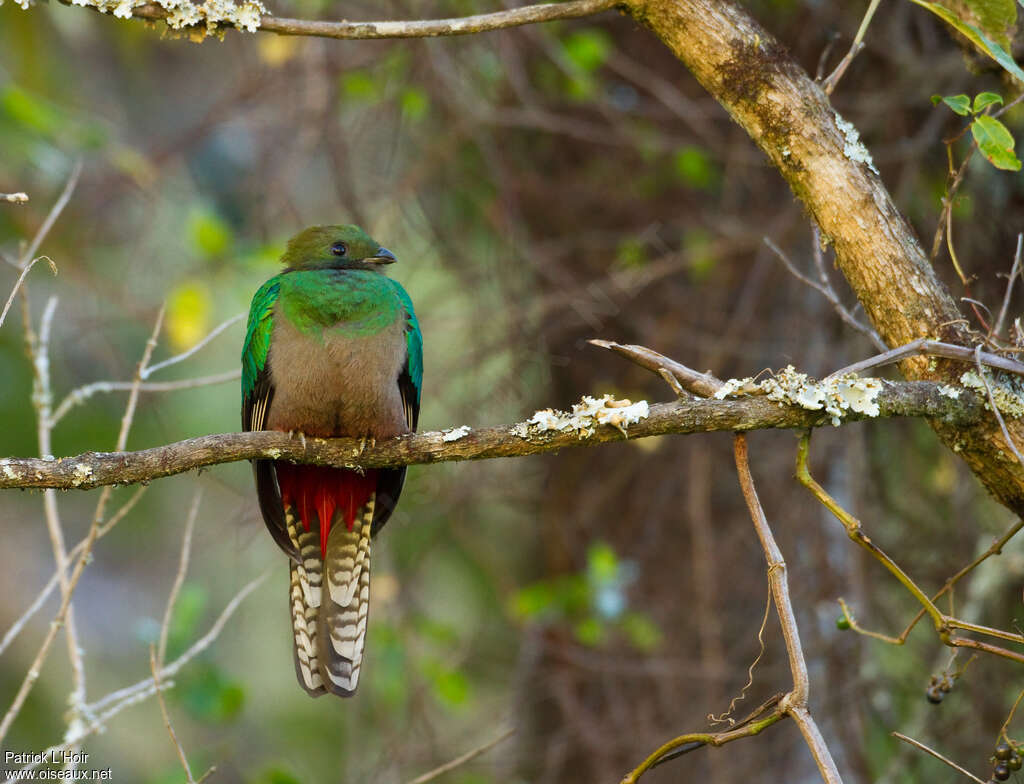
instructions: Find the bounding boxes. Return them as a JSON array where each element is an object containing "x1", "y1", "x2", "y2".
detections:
[{"x1": 1, "y1": 1, "x2": 1023, "y2": 781}]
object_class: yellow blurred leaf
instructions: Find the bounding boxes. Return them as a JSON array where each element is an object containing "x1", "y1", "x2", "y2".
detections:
[
  {"x1": 258, "y1": 35, "x2": 300, "y2": 66},
  {"x1": 167, "y1": 281, "x2": 213, "y2": 352}
]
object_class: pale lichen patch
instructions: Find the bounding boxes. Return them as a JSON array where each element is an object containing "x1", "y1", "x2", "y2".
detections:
[
  {"x1": 441, "y1": 425, "x2": 472, "y2": 442},
  {"x1": 835, "y1": 113, "x2": 879, "y2": 175},
  {"x1": 938, "y1": 384, "x2": 962, "y2": 400},
  {"x1": 960, "y1": 370, "x2": 1024, "y2": 417},
  {"x1": 2, "y1": 463, "x2": 16, "y2": 480},
  {"x1": 524, "y1": 394, "x2": 650, "y2": 438},
  {"x1": 716, "y1": 365, "x2": 883, "y2": 426},
  {"x1": 71, "y1": 463, "x2": 93, "y2": 486},
  {"x1": 8, "y1": 0, "x2": 267, "y2": 35}
]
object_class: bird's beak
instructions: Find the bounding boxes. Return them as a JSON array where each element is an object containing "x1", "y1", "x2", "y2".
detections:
[{"x1": 369, "y1": 247, "x2": 397, "y2": 265}]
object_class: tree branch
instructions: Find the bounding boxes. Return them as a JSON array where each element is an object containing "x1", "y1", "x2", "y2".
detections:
[
  {"x1": 77, "y1": 0, "x2": 621, "y2": 39},
  {"x1": 623, "y1": 0, "x2": 1024, "y2": 513},
  {"x1": 0, "y1": 380, "x2": 983, "y2": 491}
]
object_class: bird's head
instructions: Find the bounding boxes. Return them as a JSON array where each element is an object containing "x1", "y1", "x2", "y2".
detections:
[{"x1": 281, "y1": 225, "x2": 397, "y2": 272}]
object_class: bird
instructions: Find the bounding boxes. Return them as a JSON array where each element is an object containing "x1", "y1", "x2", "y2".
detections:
[{"x1": 241, "y1": 224, "x2": 422, "y2": 697}]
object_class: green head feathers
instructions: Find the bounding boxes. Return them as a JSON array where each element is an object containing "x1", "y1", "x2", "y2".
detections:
[{"x1": 281, "y1": 225, "x2": 397, "y2": 271}]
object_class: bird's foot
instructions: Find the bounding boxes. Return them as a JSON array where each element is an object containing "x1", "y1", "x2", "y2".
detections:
[
  {"x1": 357, "y1": 436, "x2": 376, "y2": 456},
  {"x1": 288, "y1": 430, "x2": 308, "y2": 451}
]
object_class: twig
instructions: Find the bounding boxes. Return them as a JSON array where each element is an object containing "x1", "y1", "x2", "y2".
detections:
[
  {"x1": 993, "y1": 233, "x2": 1024, "y2": 340},
  {"x1": 826, "y1": 338, "x2": 1024, "y2": 379},
  {"x1": 0, "y1": 255, "x2": 57, "y2": 330},
  {"x1": 589, "y1": 339, "x2": 726, "y2": 396},
  {"x1": 620, "y1": 702, "x2": 785, "y2": 784},
  {"x1": 891, "y1": 732, "x2": 987, "y2": 784},
  {"x1": 50, "y1": 370, "x2": 240, "y2": 427},
  {"x1": 734, "y1": 435, "x2": 842, "y2": 784},
  {"x1": 0, "y1": 378, "x2": 986, "y2": 490},
  {"x1": 405, "y1": 726, "x2": 515, "y2": 784},
  {"x1": 88, "y1": 572, "x2": 268, "y2": 716},
  {"x1": 0, "y1": 487, "x2": 147, "y2": 658},
  {"x1": 7, "y1": 573, "x2": 266, "y2": 781},
  {"x1": 19, "y1": 161, "x2": 81, "y2": 269},
  {"x1": 799, "y1": 432, "x2": 1024, "y2": 663},
  {"x1": 149, "y1": 646, "x2": 196, "y2": 783},
  {"x1": 998, "y1": 688, "x2": 1024, "y2": 742},
  {"x1": 0, "y1": 306, "x2": 165, "y2": 744},
  {"x1": 158, "y1": 490, "x2": 202, "y2": 666},
  {"x1": 764, "y1": 237, "x2": 885, "y2": 349},
  {"x1": 708, "y1": 590, "x2": 771, "y2": 726},
  {"x1": 142, "y1": 312, "x2": 245, "y2": 379},
  {"x1": 973, "y1": 345, "x2": 1024, "y2": 467},
  {"x1": 105, "y1": 0, "x2": 619, "y2": 38},
  {"x1": 821, "y1": 0, "x2": 882, "y2": 94}
]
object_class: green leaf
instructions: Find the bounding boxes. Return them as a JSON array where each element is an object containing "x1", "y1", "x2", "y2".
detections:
[
  {"x1": 573, "y1": 617, "x2": 606, "y2": 647},
  {"x1": 400, "y1": 87, "x2": 429, "y2": 121},
  {"x1": 562, "y1": 29, "x2": 612, "y2": 73},
  {"x1": 340, "y1": 71, "x2": 377, "y2": 102},
  {"x1": 938, "y1": 94, "x2": 972, "y2": 115},
  {"x1": 971, "y1": 115, "x2": 1022, "y2": 170},
  {"x1": 621, "y1": 612, "x2": 663, "y2": 652},
  {"x1": 672, "y1": 145, "x2": 718, "y2": 189},
  {"x1": 909, "y1": 0, "x2": 1024, "y2": 83},
  {"x1": 188, "y1": 209, "x2": 233, "y2": 259},
  {"x1": 586, "y1": 541, "x2": 618, "y2": 583},
  {"x1": 974, "y1": 91, "x2": 1004, "y2": 113}
]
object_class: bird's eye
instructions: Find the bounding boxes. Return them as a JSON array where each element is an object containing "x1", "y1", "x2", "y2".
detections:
[{"x1": 330, "y1": 242, "x2": 347, "y2": 257}]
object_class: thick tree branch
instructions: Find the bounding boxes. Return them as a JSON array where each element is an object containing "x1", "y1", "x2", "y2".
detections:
[
  {"x1": 625, "y1": 0, "x2": 1024, "y2": 514},
  {"x1": 0, "y1": 381, "x2": 982, "y2": 491}
]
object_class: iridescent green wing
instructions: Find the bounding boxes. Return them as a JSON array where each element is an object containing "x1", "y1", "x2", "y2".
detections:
[
  {"x1": 241, "y1": 276, "x2": 296, "y2": 558},
  {"x1": 241, "y1": 277, "x2": 280, "y2": 431}
]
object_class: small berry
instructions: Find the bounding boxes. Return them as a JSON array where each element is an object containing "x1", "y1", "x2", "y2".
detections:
[
  {"x1": 938, "y1": 676, "x2": 953, "y2": 693},
  {"x1": 1008, "y1": 754, "x2": 1022, "y2": 772},
  {"x1": 996, "y1": 742, "x2": 1013, "y2": 761},
  {"x1": 994, "y1": 762, "x2": 1010, "y2": 781},
  {"x1": 925, "y1": 686, "x2": 943, "y2": 704},
  {"x1": 836, "y1": 616, "x2": 851, "y2": 631}
]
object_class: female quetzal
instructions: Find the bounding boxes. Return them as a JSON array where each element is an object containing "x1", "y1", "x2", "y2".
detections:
[{"x1": 241, "y1": 225, "x2": 422, "y2": 697}]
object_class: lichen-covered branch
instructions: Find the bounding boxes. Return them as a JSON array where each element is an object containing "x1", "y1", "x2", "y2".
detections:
[
  {"x1": 47, "y1": 0, "x2": 620, "y2": 39},
  {"x1": 0, "y1": 380, "x2": 983, "y2": 491}
]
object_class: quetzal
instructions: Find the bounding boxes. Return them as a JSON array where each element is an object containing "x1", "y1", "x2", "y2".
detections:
[{"x1": 241, "y1": 225, "x2": 422, "y2": 697}]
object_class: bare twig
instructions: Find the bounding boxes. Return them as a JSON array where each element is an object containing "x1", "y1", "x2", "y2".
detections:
[
  {"x1": 764, "y1": 237, "x2": 885, "y2": 349},
  {"x1": 734, "y1": 434, "x2": 843, "y2": 784},
  {"x1": 973, "y1": 346, "x2": 1024, "y2": 467},
  {"x1": 0, "y1": 255, "x2": 57, "y2": 330},
  {"x1": 799, "y1": 432, "x2": 1024, "y2": 663},
  {"x1": 157, "y1": 490, "x2": 202, "y2": 666},
  {"x1": 0, "y1": 306, "x2": 165, "y2": 745},
  {"x1": 6, "y1": 573, "x2": 266, "y2": 782},
  {"x1": 826, "y1": 338, "x2": 1024, "y2": 379},
  {"x1": 993, "y1": 234, "x2": 1024, "y2": 340},
  {"x1": 891, "y1": 732, "x2": 987, "y2": 784},
  {"x1": 620, "y1": 700, "x2": 785, "y2": 783},
  {"x1": 821, "y1": 0, "x2": 882, "y2": 94},
  {"x1": 405, "y1": 726, "x2": 515, "y2": 784},
  {"x1": 149, "y1": 645, "x2": 196, "y2": 783},
  {"x1": 142, "y1": 312, "x2": 245, "y2": 379},
  {"x1": 19, "y1": 161, "x2": 82, "y2": 268},
  {"x1": 589, "y1": 339, "x2": 726, "y2": 396},
  {"x1": 0, "y1": 378, "x2": 985, "y2": 491},
  {"x1": 708, "y1": 590, "x2": 771, "y2": 726},
  {"x1": 50, "y1": 370, "x2": 240, "y2": 427},
  {"x1": 0, "y1": 487, "x2": 147, "y2": 658}
]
